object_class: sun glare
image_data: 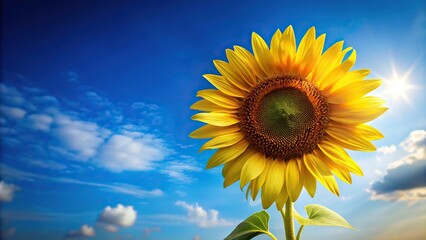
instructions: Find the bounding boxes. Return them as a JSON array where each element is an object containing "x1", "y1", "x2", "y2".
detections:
[
  {"x1": 387, "y1": 76, "x2": 411, "y2": 100},
  {"x1": 381, "y1": 58, "x2": 417, "y2": 105}
]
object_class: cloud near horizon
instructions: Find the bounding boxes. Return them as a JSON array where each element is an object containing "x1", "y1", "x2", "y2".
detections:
[
  {"x1": 97, "y1": 204, "x2": 137, "y2": 232},
  {"x1": 64, "y1": 224, "x2": 95, "y2": 239},
  {"x1": 370, "y1": 130, "x2": 426, "y2": 203}
]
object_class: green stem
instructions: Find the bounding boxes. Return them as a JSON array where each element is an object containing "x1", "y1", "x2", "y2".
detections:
[
  {"x1": 296, "y1": 225, "x2": 304, "y2": 240},
  {"x1": 280, "y1": 198, "x2": 295, "y2": 240},
  {"x1": 265, "y1": 231, "x2": 278, "y2": 240}
]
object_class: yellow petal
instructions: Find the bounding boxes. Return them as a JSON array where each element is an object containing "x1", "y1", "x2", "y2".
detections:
[
  {"x1": 234, "y1": 45, "x2": 266, "y2": 79},
  {"x1": 333, "y1": 167, "x2": 352, "y2": 184},
  {"x1": 354, "y1": 124, "x2": 384, "y2": 140},
  {"x1": 252, "y1": 159, "x2": 272, "y2": 200},
  {"x1": 296, "y1": 27, "x2": 316, "y2": 63},
  {"x1": 200, "y1": 132, "x2": 245, "y2": 151},
  {"x1": 192, "y1": 112, "x2": 239, "y2": 126},
  {"x1": 304, "y1": 152, "x2": 340, "y2": 196},
  {"x1": 286, "y1": 158, "x2": 303, "y2": 202},
  {"x1": 275, "y1": 182, "x2": 289, "y2": 211},
  {"x1": 213, "y1": 60, "x2": 251, "y2": 92},
  {"x1": 252, "y1": 32, "x2": 275, "y2": 76},
  {"x1": 320, "y1": 49, "x2": 357, "y2": 91},
  {"x1": 203, "y1": 74, "x2": 246, "y2": 98},
  {"x1": 226, "y1": 49, "x2": 257, "y2": 86},
  {"x1": 301, "y1": 163, "x2": 316, "y2": 197},
  {"x1": 240, "y1": 151, "x2": 266, "y2": 189},
  {"x1": 207, "y1": 139, "x2": 250, "y2": 169},
  {"x1": 270, "y1": 29, "x2": 283, "y2": 73},
  {"x1": 196, "y1": 89, "x2": 241, "y2": 108},
  {"x1": 330, "y1": 97, "x2": 387, "y2": 124},
  {"x1": 331, "y1": 68, "x2": 371, "y2": 92},
  {"x1": 310, "y1": 41, "x2": 351, "y2": 84},
  {"x1": 326, "y1": 125, "x2": 376, "y2": 152},
  {"x1": 327, "y1": 79, "x2": 382, "y2": 104},
  {"x1": 190, "y1": 124, "x2": 240, "y2": 139},
  {"x1": 246, "y1": 181, "x2": 253, "y2": 200},
  {"x1": 315, "y1": 149, "x2": 353, "y2": 184},
  {"x1": 317, "y1": 141, "x2": 363, "y2": 176},
  {"x1": 190, "y1": 99, "x2": 238, "y2": 113},
  {"x1": 330, "y1": 107, "x2": 388, "y2": 124},
  {"x1": 262, "y1": 159, "x2": 286, "y2": 209},
  {"x1": 222, "y1": 149, "x2": 252, "y2": 187},
  {"x1": 279, "y1": 25, "x2": 296, "y2": 72},
  {"x1": 298, "y1": 34, "x2": 325, "y2": 77}
]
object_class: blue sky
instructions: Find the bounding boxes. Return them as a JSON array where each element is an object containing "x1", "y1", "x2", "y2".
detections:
[{"x1": 0, "y1": 0, "x2": 425, "y2": 239}]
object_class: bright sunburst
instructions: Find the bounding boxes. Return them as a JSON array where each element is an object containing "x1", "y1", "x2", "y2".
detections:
[{"x1": 382, "y1": 59, "x2": 417, "y2": 104}]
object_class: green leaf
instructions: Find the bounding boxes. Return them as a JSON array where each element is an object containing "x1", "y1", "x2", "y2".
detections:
[
  {"x1": 225, "y1": 210, "x2": 275, "y2": 240},
  {"x1": 293, "y1": 204, "x2": 356, "y2": 230}
]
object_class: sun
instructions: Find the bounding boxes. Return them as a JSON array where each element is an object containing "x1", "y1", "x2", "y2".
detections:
[
  {"x1": 387, "y1": 78, "x2": 410, "y2": 99},
  {"x1": 382, "y1": 59, "x2": 417, "y2": 104}
]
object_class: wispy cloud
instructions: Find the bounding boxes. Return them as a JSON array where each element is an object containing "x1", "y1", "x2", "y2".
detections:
[
  {"x1": 0, "y1": 164, "x2": 163, "y2": 198},
  {"x1": 160, "y1": 155, "x2": 202, "y2": 183}
]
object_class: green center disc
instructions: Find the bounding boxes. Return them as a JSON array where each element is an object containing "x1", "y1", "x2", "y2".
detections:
[
  {"x1": 256, "y1": 88, "x2": 315, "y2": 142},
  {"x1": 239, "y1": 75, "x2": 329, "y2": 160}
]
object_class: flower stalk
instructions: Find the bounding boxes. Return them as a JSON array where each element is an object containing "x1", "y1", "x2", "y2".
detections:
[{"x1": 282, "y1": 198, "x2": 295, "y2": 240}]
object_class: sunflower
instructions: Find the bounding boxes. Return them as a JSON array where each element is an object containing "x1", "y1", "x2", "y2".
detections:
[{"x1": 190, "y1": 26, "x2": 386, "y2": 210}]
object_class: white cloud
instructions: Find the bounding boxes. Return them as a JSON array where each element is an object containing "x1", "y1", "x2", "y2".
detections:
[
  {"x1": 53, "y1": 115, "x2": 107, "y2": 161},
  {"x1": 0, "y1": 106, "x2": 26, "y2": 120},
  {"x1": 387, "y1": 155, "x2": 418, "y2": 170},
  {"x1": 370, "y1": 129, "x2": 426, "y2": 203},
  {"x1": 97, "y1": 204, "x2": 137, "y2": 232},
  {"x1": 386, "y1": 130, "x2": 426, "y2": 169},
  {"x1": 97, "y1": 134, "x2": 168, "y2": 172},
  {"x1": 377, "y1": 144, "x2": 397, "y2": 155},
  {"x1": 0, "y1": 181, "x2": 19, "y2": 202},
  {"x1": 175, "y1": 201, "x2": 234, "y2": 228},
  {"x1": 25, "y1": 114, "x2": 54, "y2": 131},
  {"x1": 131, "y1": 102, "x2": 159, "y2": 111},
  {"x1": 370, "y1": 187, "x2": 426, "y2": 204},
  {"x1": 193, "y1": 236, "x2": 202, "y2": 240},
  {"x1": 400, "y1": 130, "x2": 426, "y2": 159},
  {"x1": 65, "y1": 224, "x2": 95, "y2": 239},
  {"x1": 0, "y1": 83, "x2": 25, "y2": 106},
  {"x1": 160, "y1": 156, "x2": 201, "y2": 183}
]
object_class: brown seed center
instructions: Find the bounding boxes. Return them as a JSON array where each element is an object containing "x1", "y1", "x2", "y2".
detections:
[{"x1": 239, "y1": 75, "x2": 329, "y2": 161}]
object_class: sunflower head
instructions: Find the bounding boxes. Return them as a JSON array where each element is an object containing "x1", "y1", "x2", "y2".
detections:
[{"x1": 190, "y1": 26, "x2": 387, "y2": 210}]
